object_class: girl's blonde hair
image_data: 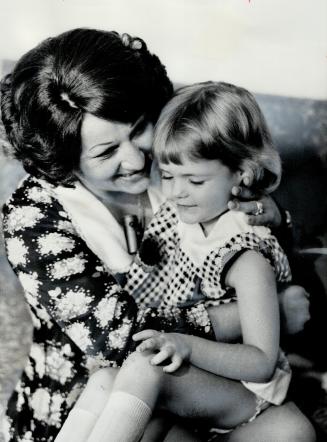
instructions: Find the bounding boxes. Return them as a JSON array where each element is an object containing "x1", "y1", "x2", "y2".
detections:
[{"x1": 154, "y1": 81, "x2": 281, "y2": 193}]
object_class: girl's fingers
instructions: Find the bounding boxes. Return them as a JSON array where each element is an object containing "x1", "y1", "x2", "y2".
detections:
[
  {"x1": 133, "y1": 329, "x2": 158, "y2": 342},
  {"x1": 163, "y1": 355, "x2": 183, "y2": 373},
  {"x1": 136, "y1": 337, "x2": 160, "y2": 352},
  {"x1": 151, "y1": 346, "x2": 174, "y2": 366}
]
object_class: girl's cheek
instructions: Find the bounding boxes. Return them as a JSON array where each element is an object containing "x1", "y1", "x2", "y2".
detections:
[{"x1": 161, "y1": 182, "x2": 171, "y2": 198}]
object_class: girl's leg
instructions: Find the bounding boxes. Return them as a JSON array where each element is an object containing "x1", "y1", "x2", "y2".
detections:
[
  {"x1": 55, "y1": 367, "x2": 118, "y2": 442},
  {"x1": 164, "y1": 424, "x2": 201, "y2": 442},
  {"x1": 86, "y1": 352, "x2": 160, "y2": 442},
  {"x1": 87, "y1": 351, "x2": 258, "y2": 442}
]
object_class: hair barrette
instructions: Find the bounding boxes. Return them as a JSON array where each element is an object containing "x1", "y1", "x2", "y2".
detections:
[{"x1": 60, "y1": 92, "x2": 78, "y2": 109}]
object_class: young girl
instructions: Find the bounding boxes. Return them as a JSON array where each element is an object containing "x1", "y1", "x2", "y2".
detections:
[{"x1": 56, "y1": 82, "x2": 292, "y2": 441}]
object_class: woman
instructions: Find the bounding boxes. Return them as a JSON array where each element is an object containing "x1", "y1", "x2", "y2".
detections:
[{"x1": 0, "y1": 28, "x2": 314, "y2": 441}]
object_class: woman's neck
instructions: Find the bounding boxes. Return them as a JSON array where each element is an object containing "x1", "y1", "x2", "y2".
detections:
[{"x1": 79, "y1": 180, "x2": 152, "y2": 227}]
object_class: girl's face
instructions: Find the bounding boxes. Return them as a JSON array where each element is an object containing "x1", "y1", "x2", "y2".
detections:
[
  {"x1": 159, "y1": 157, "x2": 240, "y2": 232},
  {"x1": 78, "y1": 113, "x2": 154, "y2": 195}
]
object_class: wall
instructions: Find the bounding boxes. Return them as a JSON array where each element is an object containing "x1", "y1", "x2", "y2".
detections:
[{"x1": 0, "y1": 0, "x2": 326, "y2": 99}]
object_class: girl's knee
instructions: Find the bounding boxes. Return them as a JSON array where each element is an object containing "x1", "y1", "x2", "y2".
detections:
[
  {"x1": 74, "y1": 367, "x2": 118, "y2": 415},
  {"x1": 86, "y1": 367, "x2": 118, "y2": 392},
  {"x1": 115, "y1": 351, "x2": 164, "y2": 400}
]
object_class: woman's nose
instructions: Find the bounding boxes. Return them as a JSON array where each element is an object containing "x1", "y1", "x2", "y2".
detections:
[{"x1": 120, "y1": 141, "x2": 145, "y2": 171}]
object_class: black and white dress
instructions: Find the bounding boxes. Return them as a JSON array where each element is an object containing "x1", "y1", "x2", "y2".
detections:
[{"x1": 125, "y1": 200, "x2": 292, "y2": 406}]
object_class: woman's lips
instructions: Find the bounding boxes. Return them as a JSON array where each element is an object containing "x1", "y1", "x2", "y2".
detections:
[
  {"x1": 116, "y1": 169, "x2": 147, "y2": 181},
  {"x1": 116, "y1": 155, "x2": 152, "y2": 181}
]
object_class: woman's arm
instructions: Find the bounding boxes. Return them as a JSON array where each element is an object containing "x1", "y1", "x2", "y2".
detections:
[{"x1": 2, "y1": 189, "x2": 137, "y2": 363}]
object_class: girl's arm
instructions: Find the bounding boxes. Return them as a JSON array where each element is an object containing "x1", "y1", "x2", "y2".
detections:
[
  {"x1": 135, "y1": 251, "x2": 280, "y2": 383},
  {"x1": 188, "y1": 250, "x2": 280, "y2": 382},
  {"x1": 208, "y1": 284, "x2": 310, "y2": 342}
]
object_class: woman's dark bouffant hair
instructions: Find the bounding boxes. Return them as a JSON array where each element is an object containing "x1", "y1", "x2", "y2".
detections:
[
  {"x1": 0, "y1": 28, "x2": 173, "y2": 184},
  {"x1": 154, "y1": 81, "x2": 281, "y2": 193}
]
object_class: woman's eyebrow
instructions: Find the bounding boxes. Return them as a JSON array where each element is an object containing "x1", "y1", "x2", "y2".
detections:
[
  {"x1": 89, "y1": 140, "x2": 115, "y2": 152},
  {"x1": 130, "y1": 115, "x2": 147, "y2": 138}
]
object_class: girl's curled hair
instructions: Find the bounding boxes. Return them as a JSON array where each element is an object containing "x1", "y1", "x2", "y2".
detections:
[
  {"x1": 0, "y1": 28, "x2": 173, "y2": 185},
  {"x1": 154, "y1": 81, "x2": 281, "y2": 193}
]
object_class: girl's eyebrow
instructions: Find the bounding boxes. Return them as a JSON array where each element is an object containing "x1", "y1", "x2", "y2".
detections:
[{"x1": 159, "y1": 167, "x2": 210, "y2": 178}]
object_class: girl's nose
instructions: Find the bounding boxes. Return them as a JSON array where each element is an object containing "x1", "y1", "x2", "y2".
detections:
[
  {"x1": 171, "y1": 179, "x2": 188, "y2": 199},
  {"x1": 120, "y1": 141, "x2": 145, "y2": 171}
]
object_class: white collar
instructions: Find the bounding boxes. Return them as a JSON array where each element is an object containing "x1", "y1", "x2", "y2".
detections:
[
  {"x1": 178, "y1": 210, "x2": 270, "y2": 268},
  {"x1": 54, "y1": 181, "x2": 165, "y2": 274}
]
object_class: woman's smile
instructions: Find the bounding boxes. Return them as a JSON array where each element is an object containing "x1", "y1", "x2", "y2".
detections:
[{"x1": 78, "y1": 113, "x2": 154, "y2": 195}]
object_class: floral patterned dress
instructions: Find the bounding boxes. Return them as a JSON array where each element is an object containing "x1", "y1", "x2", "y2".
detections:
[{"x1": 1, "y1": 176, "x2": 211, "y2": 442}]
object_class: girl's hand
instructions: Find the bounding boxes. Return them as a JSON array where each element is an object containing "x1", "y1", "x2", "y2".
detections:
[{"x1": 133, "y1": 330, "x2": 191, "y2": 373}]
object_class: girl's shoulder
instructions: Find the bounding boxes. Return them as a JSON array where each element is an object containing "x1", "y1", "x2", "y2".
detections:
[
  {"x1": 219, "y1": 210, "x2": 272, "y2": 241},
  {"x1": 147, "y1": 200, "x2": 179, "y2": 234},
  {"x1": 207, "y1": 211, "x2": 291, "y2": 284}
]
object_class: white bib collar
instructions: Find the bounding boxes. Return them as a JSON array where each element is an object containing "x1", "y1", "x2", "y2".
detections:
[{"x1": 54, "y1": 181, "x2": 165, "y2": 274}]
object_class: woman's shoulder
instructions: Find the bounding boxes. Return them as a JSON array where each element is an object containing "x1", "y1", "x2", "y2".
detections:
[
  {"x1": 2, "y1": 175, "x2": 74, "y2": 237},
  {"x1": 3, "y1": 175, "x2": 56, "y2": 209}
]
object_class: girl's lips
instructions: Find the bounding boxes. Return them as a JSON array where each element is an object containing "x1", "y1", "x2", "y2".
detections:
[{"x1": 176, "y1": 204, "x2": 197, "y2": 208}]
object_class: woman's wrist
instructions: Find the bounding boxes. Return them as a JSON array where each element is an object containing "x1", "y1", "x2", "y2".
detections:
[
  {"x1": 270, "y1": 199, "x2": 294, "y2": 256},
  {"x1": 273, "y1": 197, "x2": 292, "y2": 229}
]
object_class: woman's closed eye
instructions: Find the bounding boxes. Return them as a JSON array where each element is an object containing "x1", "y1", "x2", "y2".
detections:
[{"x1": 94, "y1": 145, "x2": 118, "y2": 160}]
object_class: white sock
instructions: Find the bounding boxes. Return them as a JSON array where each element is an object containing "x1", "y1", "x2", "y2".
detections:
[
  {"x1": 87, "y1": 391, "x2": 152, "y2": 442},
  {"x1": 55, "y1": 408, "x2": 98, "y2": 442}
]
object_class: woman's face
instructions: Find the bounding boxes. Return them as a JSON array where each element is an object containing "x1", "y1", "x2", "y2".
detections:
[{"x1": 78, "y1": 113, "x2": 154, "y2": 195}]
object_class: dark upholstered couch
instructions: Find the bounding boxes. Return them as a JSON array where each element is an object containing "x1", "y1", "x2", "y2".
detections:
[{"x1": 0, "y1": 93, "x2": 326, "y2": 440}]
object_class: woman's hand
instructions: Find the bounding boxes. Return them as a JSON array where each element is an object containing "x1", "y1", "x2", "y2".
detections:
[
  {"x1": 133, "y1": 330, "x2": 191, "y2": 373},
  {"x1": 228, "y1": 175, "x2": 282, "y2": 228},
  {"x1": 280, "y1": 285, "x2": 311, "y2": 335}
]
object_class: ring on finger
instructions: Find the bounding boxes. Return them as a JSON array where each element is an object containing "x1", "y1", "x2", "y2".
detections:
[{"x1": 254, "y1": 201, "x2": 264, "y2": 216}]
